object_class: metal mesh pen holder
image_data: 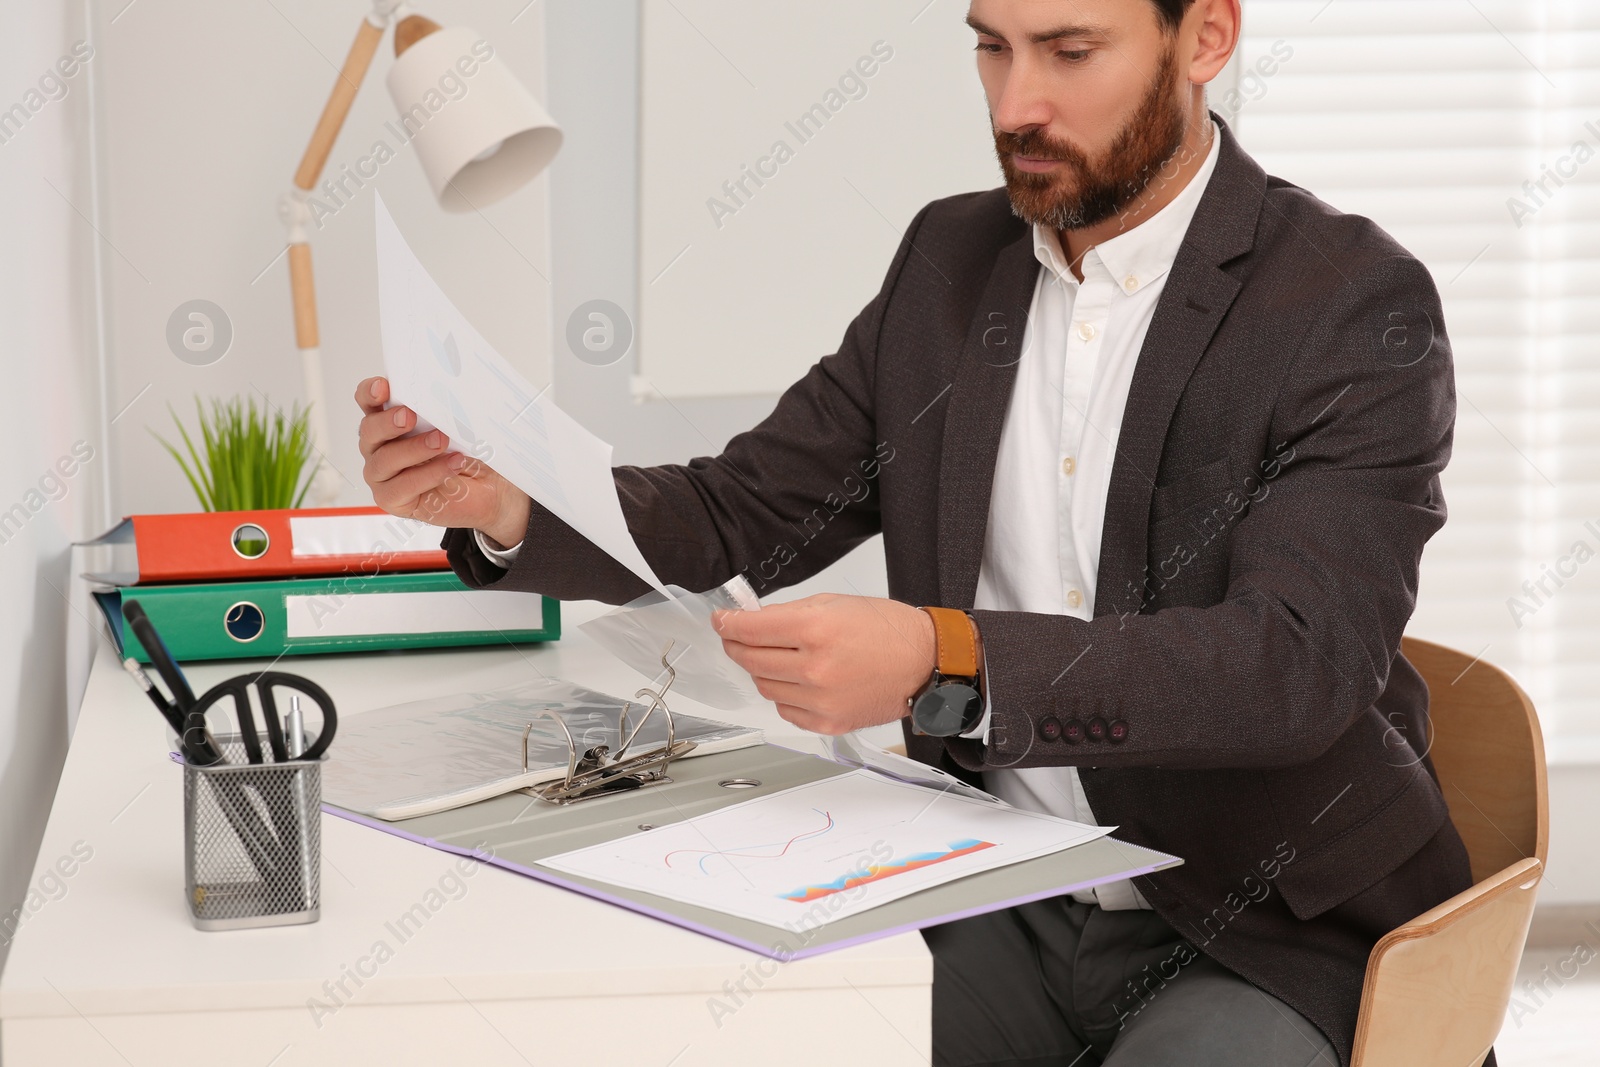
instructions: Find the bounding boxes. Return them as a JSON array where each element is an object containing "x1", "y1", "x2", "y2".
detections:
[{"x1": 183, "y1": 743, "x2": 321, "y2": 931}]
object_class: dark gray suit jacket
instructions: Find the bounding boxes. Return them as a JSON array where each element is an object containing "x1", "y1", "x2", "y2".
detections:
[{"x1": 444, "y1": 115, "x2": 1472, "y2": 1065}]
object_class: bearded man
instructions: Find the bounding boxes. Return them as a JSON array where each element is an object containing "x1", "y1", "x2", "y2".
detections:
[{"x1": 356, "y1": 1, "x2": 1473, "y2": 1063}]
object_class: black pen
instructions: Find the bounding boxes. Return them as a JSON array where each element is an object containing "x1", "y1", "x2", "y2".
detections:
[
  {"x1": 122, "y1": 599, "x2": 213, "y2": 763},
  {"x1": 121, "y1": 657, "x2": 185, "y2": 735}
]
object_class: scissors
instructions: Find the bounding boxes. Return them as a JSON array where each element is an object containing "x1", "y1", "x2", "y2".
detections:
[
  {"x1": 122, "y1": 600, "x2": 337, "y2": 766},
  {"x1": 181, "y1": 672, "x2": 338, "y2": 767}
]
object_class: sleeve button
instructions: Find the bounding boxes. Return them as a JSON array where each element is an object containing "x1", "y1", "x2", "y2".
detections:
[
  {"x1": 1062, "y1": 719, "x2": 1085, "y2": 744},
  {"x1": 1038, "y1": 716, "x2": 1063, "y2": 742},
  {"x1": 1108, "y1": 720, "x2": 1129, "y2": 743},
  {"x1": 1087, "y1": 716, "x2": 1108, "y2": 742}
]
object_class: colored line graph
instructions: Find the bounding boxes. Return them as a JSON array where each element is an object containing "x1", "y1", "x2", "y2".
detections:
[
  {"x1": 780, "y1": 838, "x2": 997, "y2": 902},
  {"x1": 662, "y1": 809, "x2": 836, "y2": 875}
]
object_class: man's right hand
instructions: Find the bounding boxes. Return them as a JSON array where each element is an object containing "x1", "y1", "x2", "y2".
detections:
[{"x1": 355, "y1": 376, "x2": 531, "y2": 548}]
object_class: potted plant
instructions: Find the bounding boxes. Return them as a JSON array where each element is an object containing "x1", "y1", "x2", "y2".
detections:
[{"x1": 153, "y1": 396, "x2": 317, "y2": 538}]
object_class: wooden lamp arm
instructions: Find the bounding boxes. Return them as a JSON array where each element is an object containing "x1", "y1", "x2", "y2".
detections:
[
  {"x1": 294, "y1": 17, "x2": 387, "y2": 194},
  {"x1": 281, "y1": 3, "x2": 441, "y2": 505},
  {"x1": 284, "y1": 7, "x2": 394, "y2": 353}
]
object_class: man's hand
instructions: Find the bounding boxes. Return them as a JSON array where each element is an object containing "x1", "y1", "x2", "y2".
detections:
[
  {"x1": 714, "y1": 594, "x2": 936, "y2": 735},
  {"x1": 355, "y1": 376, "x2": 530, "y2": 546}
]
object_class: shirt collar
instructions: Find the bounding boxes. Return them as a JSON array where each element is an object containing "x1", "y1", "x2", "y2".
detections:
[{"x1": 1031, "y1": 120, "x2": 1222, "y2": 296}]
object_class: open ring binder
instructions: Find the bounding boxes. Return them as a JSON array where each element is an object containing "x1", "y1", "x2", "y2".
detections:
[{"x1": 519, "y1": 644, "x2": 697, "y2": 806}]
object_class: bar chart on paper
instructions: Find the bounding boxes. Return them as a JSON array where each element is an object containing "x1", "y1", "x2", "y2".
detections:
[
  {"x1": 778, "y1": 839, "x2": 999, "y2": 903},
  {"x1": 539, "y1": 769, "x2": 1113, "y2": 929}
]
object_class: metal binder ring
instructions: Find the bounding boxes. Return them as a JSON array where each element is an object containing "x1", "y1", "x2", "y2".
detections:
[
  {"x1": 526, "y1": 712, "x2": 579, "y2": 788},
  {"x1": 614, "y1": 642, "x2": 677, "y2": 761},
  {"x1": 520, "y1": 641, "x2": 693, "y2": 806}
]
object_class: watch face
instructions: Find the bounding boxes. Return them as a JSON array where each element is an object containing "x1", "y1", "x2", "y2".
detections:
[{"x1": 913, "y1": 682, "x2": 982, "y2": 737}]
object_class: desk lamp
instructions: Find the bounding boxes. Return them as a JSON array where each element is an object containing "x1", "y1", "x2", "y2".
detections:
[{"x1": 279, "y1": 0, "x2": 562, "y2": 503}]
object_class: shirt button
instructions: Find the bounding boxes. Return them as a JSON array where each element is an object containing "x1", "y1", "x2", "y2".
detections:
[
  {"x1": 1061, "y1": 456, "x2": 1076, "y2": 477},
  {"x1": 1077, "y1": 321, "x2": 1096, "y2": 341},
  {"x1": 1124, "y1": 274, "x2": 1138, "y2": 292},
  {"x1": 1066, "y1": 589, "x2": 1083, "y2": 608}
]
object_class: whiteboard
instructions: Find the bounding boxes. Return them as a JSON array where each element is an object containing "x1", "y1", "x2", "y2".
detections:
[{"x1": 638, "y1": 0, "x2": 1001, "y2": 398}]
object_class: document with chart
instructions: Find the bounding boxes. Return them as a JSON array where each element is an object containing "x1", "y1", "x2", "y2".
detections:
[{"x1": 538, "y1": 769, "x2": 1114, "y2": 929}]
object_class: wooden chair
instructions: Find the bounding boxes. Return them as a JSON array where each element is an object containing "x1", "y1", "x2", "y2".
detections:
[{"x1": 1350, "y1": 637, "x2": 1550, "y2": 1067}]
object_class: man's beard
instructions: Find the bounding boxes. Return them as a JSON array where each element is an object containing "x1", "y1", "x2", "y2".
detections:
[{"x1": 994, "y1": 46, "x2": 1189, "y2": 232}]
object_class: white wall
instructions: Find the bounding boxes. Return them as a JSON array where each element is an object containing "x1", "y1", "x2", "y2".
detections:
[
  {"x1": 637, "y1": 0, "x2": 1000, "y2": 399},
  {"x1": 0, "y1": 0, "x2": 108, "y2": 966},
  {"x1": 95, "y1": 0, "x2": 554, "y2": 516}
]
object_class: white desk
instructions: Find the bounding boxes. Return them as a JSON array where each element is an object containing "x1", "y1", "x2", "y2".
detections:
[{"x1": 0, "y1": 601, "x2": 931, "y2": 1066}]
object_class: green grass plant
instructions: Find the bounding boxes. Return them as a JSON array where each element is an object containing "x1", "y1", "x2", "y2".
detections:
[{"x1": 153, "y1": 396, "x2": 316, "y2": 513}]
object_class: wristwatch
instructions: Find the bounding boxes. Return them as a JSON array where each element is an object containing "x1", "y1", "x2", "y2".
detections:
[{"x1": 909, "y1": 607, "x2": 984, "y2": 737}]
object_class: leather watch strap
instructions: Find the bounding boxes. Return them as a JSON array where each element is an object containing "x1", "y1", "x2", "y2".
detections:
[{"x1": 920, "y1": 606, "x2": 979, "y2": 679}]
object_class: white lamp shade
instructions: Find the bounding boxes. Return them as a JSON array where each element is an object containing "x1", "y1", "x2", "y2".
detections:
[{"x1": 385, "y1": 27, "x2": 562, "y2": 212}]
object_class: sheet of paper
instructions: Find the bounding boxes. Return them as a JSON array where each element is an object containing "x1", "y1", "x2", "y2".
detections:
[
  {"x1": 829, "y1": 731, "x2": 1006, "y2": 805},
  {"x1": 539, "y1": 769, "x2": 1113, "y2": 930},
  {"x1": 374, "y1": 193, "x2": 666, "y2": 595}
]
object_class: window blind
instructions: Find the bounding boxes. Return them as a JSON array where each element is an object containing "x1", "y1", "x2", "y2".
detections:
[{"x1": 1234, "y1": 0, "x2": 1600, "y2": 753}]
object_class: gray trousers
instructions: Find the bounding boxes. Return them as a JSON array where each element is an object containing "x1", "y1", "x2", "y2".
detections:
[{"x1": 922, "y1": 896, "x2": 1339, "y2": 1067}]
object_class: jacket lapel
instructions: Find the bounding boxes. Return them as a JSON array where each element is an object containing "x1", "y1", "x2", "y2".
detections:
[
  {"x1": 1094, "y1": 118, "x2": 1265, "y2": 620},
  {"x1": 936, "y1": 232, "x2": 1038, "y2": 608}
]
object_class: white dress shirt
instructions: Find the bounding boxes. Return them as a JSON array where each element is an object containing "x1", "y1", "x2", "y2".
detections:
[
  {"x1": 475, "y1": 125, "x2": 1222, "y2": 909},
  {"x1": 474, "y1": 528, "x2": 522, "y2": 568},
  {"x1": 969, "y1": 124, "x2": 1221, "y2": 908}
]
